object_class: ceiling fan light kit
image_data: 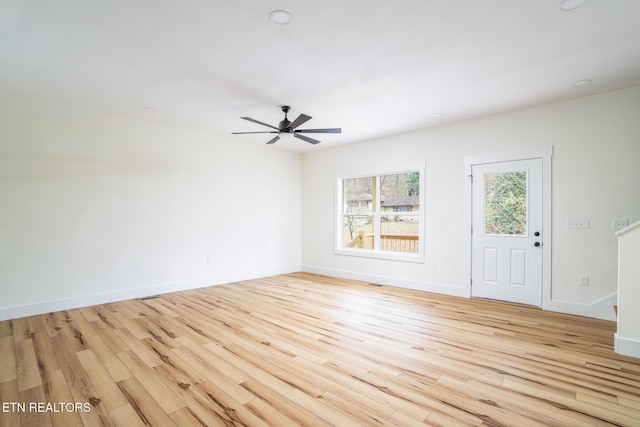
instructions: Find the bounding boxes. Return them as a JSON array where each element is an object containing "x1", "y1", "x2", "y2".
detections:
[{"x1": 232, "y1": 105, "x2": 341, "y2": 145}]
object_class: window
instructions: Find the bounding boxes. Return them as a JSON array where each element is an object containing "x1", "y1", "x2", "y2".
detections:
[{"x1": 336, "y1": 166, "x2": 424, "y2": 262}]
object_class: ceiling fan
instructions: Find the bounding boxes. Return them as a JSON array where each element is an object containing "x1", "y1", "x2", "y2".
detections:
[{"x1": 232, "y1": 106, "x2": 341, "y2": 145}]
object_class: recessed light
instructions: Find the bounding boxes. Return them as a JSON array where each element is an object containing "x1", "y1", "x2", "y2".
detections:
[
  {"x1": 572, "y1": 79, "x2": 592, "y2": 87},
  {"x1": 269, "y1": 10, "x2": 291, "y2": 25},
  {"x1": 432, "y1": 113, "x2": 444, "y2": 119},
  {"x1": 560, "y1": 0, "x2": 586, "y2": 11},
  {"x1": 143, "y1": 107, "x2": 157, "y2": 113}
]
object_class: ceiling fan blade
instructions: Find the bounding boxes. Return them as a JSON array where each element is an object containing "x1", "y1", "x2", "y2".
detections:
[
  {"x1": 266, "y1": 135, "x2": 280, "y2": 144},
  {"x1": 231, "y1": 131, "x2": 278, "y2": 134},
  {"x1": 294, "y1": 133, "x2": 321, "y2": 145},
  {"x1": 241, "y1": 117, "x2": 280, "y2": 131},
  {"x1": 295, "y1": 128, "x2": 342, "y2": 134},
  {"x1": 287, "y1": 113, "x2": 312, "y2": 131}
]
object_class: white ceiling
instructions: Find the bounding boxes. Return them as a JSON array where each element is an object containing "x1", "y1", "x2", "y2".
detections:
[{"x1": 1, "y1": 0, "x2": 639, "y2": 152}]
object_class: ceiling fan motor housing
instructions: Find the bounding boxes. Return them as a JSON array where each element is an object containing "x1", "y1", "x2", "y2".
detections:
[
  {"x1": 280, "y1": 106, "x2": 291, "y2": 130},
  {"x1": 279, "y1": 119, "x2": 291, "y2": 130}
]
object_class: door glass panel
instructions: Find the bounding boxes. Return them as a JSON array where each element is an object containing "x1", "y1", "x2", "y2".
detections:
[{"x1": 484, "y1": 171, "x2": 527, "y2": 235}]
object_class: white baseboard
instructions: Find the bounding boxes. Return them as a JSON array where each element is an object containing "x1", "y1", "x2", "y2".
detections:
[
  {"x1": 615, "y1": 333, "x2": 640, "y2": 359},
  {"x1": 549, "y1": 293, "x2": 618, "y2": 321},
  {"x1": 302, "y1": 265, "x2": 467, "y2": 297},
  {"x1": 0, "y1": 265, "x2": 301, "y2": 321}
]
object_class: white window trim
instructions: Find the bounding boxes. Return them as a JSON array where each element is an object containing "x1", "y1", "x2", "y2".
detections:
[{"x1": 335, "y1": 162, "x2": 426, "y2": 263}]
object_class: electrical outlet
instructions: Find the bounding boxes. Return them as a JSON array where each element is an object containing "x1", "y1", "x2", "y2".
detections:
[
  {"x1": 579, "y1": 275, "x2": 589, "y2": 286},
  {"x1": 567, "y1": 218, "x2": 590, "y2": 229},
  {"x1": 432, "y1": 262, "x2": 438, "y2": 271},
  {"x1": 613, "y1": 218, "x2": 628, "y2": 231}
]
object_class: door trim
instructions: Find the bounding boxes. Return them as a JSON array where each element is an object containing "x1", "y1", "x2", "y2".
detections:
[{"x1": 463, "y1": 146, "x2": 553, "y2": 310}]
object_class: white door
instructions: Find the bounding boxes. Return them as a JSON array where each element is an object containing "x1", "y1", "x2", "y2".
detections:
[{"x1": 471, "y1": 158, "x2": 543, "y2": 306}]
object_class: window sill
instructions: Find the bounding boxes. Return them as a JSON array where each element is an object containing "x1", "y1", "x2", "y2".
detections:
[{"x1": 334, "y1": 248, "x2": 424, "y2": 263}]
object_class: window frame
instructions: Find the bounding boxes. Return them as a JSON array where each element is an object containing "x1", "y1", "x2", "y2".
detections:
[{"x1": 335, "y1": 163, "x2": 426, "y2": 263}]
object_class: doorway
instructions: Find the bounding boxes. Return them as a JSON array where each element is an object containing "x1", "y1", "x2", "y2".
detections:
[{"x1": 464, "y1": 147, "x2": 552, "y2": 308}]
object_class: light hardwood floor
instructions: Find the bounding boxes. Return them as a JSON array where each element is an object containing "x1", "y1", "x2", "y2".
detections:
[{"x1": 1, "y1": 272, "x2": 639, "y2": 426}]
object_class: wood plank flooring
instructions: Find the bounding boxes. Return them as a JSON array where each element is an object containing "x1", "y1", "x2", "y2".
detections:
[{"x1": 1, "y1": 272, "x2": 639, "y2": 426}]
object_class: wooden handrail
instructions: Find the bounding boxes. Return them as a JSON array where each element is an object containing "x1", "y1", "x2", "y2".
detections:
[{"x1": 380, "y1": 234, "x2": 419, "y2": 241}]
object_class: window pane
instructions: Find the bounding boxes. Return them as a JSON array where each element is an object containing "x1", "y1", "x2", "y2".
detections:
[
  {"x1": 342, "y1": 215, "x2": 374, "y2": 249},
  {"x1": 343, "y1": 177, "x2": 374, "y2": 212},
  {"x1": 378, "y1": 171, "x2": 420, "y2": 252},
  {"x1": 380, "y1": 172, "x2": 420, "y2": 213},
  {"x1": 484, "y1": 171, "x2": 527, "y2": 235},
  {"x1": 380, "y1": 215, "x2": 420, "y2": 253}
]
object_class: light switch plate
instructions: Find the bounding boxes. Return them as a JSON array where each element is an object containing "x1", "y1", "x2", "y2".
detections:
[
  {"x1": 567, "y1": 218, "x2": 590, "y2": 229},
  {"x1": 613, "y1": 218, "x2": 628, "y2": 231}
]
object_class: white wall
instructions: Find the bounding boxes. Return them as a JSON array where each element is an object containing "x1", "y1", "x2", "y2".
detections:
[
  {"x1": 0, "y1": 92, "x2": 302, "y2": 320},
  {"x1": 2, "y1": 87, "x2": 638, "y2": 322},
  {"x1": 301, "y1": 85, "x2": 640, "y2": 320}
]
